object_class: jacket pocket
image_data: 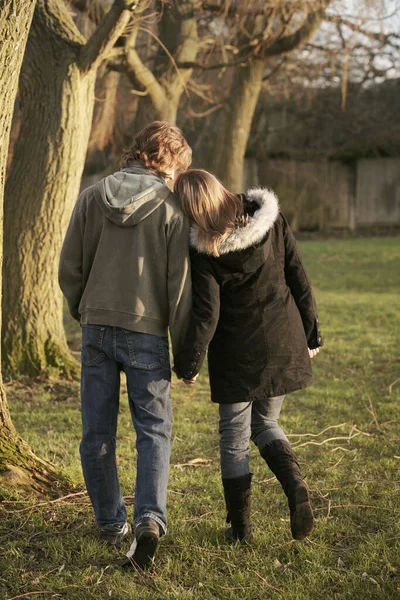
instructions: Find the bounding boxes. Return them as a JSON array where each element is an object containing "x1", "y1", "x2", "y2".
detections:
[
  {"x1": 124, "y1": 331, "x2": 169, "y2": 370},
  {"x1": 81, "y1": 325, "x2": 106, "y2": 366}
]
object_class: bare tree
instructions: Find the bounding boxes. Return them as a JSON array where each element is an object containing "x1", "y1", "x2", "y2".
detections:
[
  {"x1": 184, "y1": 0, "x2": 398, "y2": 189},
  {"x1": 3, "y1": 0, "x2": 141, "y2": 378},
  {"x1": 181, "y1": 1, "x2": 331, "y2": 190}
]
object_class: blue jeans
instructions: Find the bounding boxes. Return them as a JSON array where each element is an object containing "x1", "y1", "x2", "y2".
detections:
[
  {"x1": 80, "y1": 325, "x2": 172, "y2": 535},
  {"x1": 219, "y1": 396, "x2": 288, "y2": 479}
]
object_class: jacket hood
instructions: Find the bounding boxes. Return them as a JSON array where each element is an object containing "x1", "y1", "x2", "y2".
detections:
[
  {"x1": 190, "y1": 187, "x2": 280, "y2": 255},
  {"x1": 94, "y1": 166, "x2": 171, "y2": 227}
]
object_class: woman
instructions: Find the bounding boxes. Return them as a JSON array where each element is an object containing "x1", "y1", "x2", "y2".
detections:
[{"x1": 174, "y1": 170, "x2": 323, "y2": 543}]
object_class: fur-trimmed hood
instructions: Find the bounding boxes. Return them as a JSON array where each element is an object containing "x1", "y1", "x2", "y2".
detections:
[{"x1": 190, "y1": 188, "x2": 280, "y2": 255}]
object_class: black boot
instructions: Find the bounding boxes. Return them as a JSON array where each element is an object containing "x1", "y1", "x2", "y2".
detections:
[
  {"x1": 260, "y1": 440, "x2": 314, "y2": 540},
  {"x1": 222, "y1": 473, "x2": 253, "y2": 542}
]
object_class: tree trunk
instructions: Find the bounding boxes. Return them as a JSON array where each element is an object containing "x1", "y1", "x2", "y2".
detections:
[
  {"x1": 88, "y1": 66, "x2": 121, "y2": 155},
  {"x1": 0, "y1": 0, "x2": 68, "y2": 494},
  {"x1": 213, "y1": 59, "x2": 265, "y2": 192},
  {"x1": 0, "y1": 383, "x2": 68, "y2": 494},
  {"x1": 134, "y1": 90, "x2": 183, "y2": 129},
  {"x1": 2, "y1": 0, "x2": 97, "y2": 378},
  {"x1": 128, "y1": 0, "x2": 197, "y2": 133},
  {"x1": 2, "y1": 0, "x2": 136, "y2": 377}
]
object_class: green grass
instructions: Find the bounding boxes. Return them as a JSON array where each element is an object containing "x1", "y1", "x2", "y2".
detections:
[{"x1": 1, "y1": 237, "x2": 400, "y2": 599}]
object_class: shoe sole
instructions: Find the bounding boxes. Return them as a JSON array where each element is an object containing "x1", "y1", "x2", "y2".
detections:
[
  {"x1": 120, "y1": 534, "x2": 159, "y2": 570},
  {"x1": 291, "y1": 484, "x2": 315, "y2": 540},
  {"x1": 132, "y1": 534, "x2": 159, "y2": 570}
]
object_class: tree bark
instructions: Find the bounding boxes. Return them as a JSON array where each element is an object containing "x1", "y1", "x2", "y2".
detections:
[
  {"x1": 3, "y1": 0, "x2": 95, "y2": 378},
  {"x1": 3, "y1": 0, "x2": 138, "y2": 378},
  {"x1": 0, "y1": 381, "x2": 68, "y2": 494},
  {"x1": 213, "y1": 59, "x2": 265, "y2": 192},
  {"x1": 0, "y1": 0, "x2": 68, "y2": 493},
  {"x1": 88, "y1": 66, "x2": 121, "y2": 155}
]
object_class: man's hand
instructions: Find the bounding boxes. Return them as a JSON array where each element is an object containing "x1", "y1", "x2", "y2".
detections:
[
  {"x1": 183, "y1": 374, "x2": 198, "y2": 385},
  {"x1": 309, "y1": 348, "x2": 320, "y2": 358}
]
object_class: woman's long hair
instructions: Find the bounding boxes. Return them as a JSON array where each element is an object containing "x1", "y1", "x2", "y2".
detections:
[{"x1": 174, "y1": 170, "x2": 246, "y2": 257}]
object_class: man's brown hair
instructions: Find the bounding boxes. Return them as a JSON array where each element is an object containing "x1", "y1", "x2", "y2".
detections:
[{"x1": 121, "y1": 121, "x2": 192, "y2": 177}]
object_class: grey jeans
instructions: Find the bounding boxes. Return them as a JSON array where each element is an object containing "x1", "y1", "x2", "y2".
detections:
[
  {"x1": 219, "y1": 396, "x2": 288, "y2": 479},
  {"x1": 80, "y1": 325, "x2": 172, "y2": 535}
]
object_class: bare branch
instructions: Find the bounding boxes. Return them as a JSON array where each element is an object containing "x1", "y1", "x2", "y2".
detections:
[
  {"x1": 78, "y1": 0, "x2": 141, "y2": 73},
  {"x1": 122, "y1": 25, "x2": 166, "y2": 112},
  {"x1": 325, "y1": 14, "x2": 400, "y2": 46},
  {"x1": 263, "y1": 2, "x2": 330, "y2": 57},
  {"x1": 178, "y1": 2, "x2": 330, "y2": 70},
  {"x1": 176, "y1": 48, "x2": 259, "y2": 71},
  {"x1": 262, "y1": 57, "x2": 286, "y2": 81},
  {"x1": 187, "y1": 103, "x2": 224, "y2": 118}
]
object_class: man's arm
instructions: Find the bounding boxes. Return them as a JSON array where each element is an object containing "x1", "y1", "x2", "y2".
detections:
[
  {"x1": 282, "y1": 213, "x2": 323, "y2": 349},
  {"x1": 59, "y1": 198, "x2": 85, "y2": 321},
  {"x1": 167, "y1": 214, "x2": 192, "y2": 363},
  {"x1": 174, "y1": 253, "x2": 220, "y2": 380}
]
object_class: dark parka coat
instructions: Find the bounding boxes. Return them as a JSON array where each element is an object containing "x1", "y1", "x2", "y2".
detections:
[{"x1": 174, "y1": 188, "x2": 323, "y2": 404}]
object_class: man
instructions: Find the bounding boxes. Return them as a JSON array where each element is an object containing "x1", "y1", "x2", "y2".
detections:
[{"x1": 59, "y1": 121, "x2": 192, "y2": 570}]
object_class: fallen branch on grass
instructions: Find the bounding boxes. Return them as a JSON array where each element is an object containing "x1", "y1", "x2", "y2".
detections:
[
  {"x1": 6, "y1": 592, "x2": 62, "y2": 600},
  {"x1": 287, "y1": 423, "x2": 348, "y2": 438},
  {"x1": 174, "y1": 458, "x2": 212, "y2": 469},
  {"x1": 313, "y1": 503, "x2": 400, "y2": 513},
  {"x1": 252, "y1": 570, "x2": 284, "y2": 594},
  {"x1": 2, "y1": 491, "x2": 88, "y2": 513},
  {"x1": 291, "y1": 423, "x2": 370, "y2": 449}
]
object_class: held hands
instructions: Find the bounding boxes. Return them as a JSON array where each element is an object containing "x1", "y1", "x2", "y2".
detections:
[
  {"x1": 183, "y1": 374, "x2": 198, "y2": 385},
  {"x1": 308, "y1": 347, "x2": 320, "y2": 359},
  {"x1": 180, "y1": 349, "x2": 319, "y2": 384},
  {"x1": 172, "y1": 366, "x2": 198, "y2": 385}
]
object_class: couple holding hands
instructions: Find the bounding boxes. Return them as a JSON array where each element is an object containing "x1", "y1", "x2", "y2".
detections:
[{"x1": 59, "y1": 121, "x2": 322, "y2": 571}]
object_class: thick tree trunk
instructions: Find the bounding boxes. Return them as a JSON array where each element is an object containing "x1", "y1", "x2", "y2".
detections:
[
  {"x1": 213, "y1": 59, "x2": 265, "y2": 192},
  {"x1": 2, "y1": 0, "x2": 136, "y2": 377},
  {"x1": 0, "y1": 0, "x2": 68, "y2": 493},
  {"x1": 2, "y1": 0, "x2": 97, "y2": 378}
]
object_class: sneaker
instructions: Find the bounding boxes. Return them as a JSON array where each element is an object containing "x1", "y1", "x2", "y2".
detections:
[
  {"x1": 99, "y1": 522, "x2": 131, "y2": 546},
  {"x1": 120, "y1": 518, "x2": 160, "y2": 570}
]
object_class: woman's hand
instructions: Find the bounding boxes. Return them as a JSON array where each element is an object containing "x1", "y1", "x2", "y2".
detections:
[
  {"x1": 183, "y1": 374, "x2": 198, "y2": 385},
  {"x1": 308, "y1": 348, "x2": 320, "y2": 358}
]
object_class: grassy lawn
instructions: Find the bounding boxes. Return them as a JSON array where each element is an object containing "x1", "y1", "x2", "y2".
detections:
[{"x1": 1, "y1": 237, "x2": 399, "y2": 600}]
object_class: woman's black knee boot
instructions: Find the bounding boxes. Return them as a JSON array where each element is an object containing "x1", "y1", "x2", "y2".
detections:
[
  {"x1": 260, "y1": 440, "x2": 314, "y2": 540},
  {"x1": 222, "y1": 473, "x2": 253, "y2": 542}
]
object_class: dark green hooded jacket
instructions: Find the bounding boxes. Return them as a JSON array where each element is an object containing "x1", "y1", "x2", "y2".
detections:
[{"x1": 59, "y1": 165, "x2": 192, "y2": 361}]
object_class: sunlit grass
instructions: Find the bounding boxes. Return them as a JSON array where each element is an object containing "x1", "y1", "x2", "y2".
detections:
[{"x1": 1, "y1": 237, "x2": 399, "y2": 599}]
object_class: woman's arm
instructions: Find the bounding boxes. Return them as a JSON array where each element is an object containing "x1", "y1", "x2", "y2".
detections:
[
  {"x1": 174, "y1": 253, "x2": 220, "y2": 380},
  {"x1": 281, "y1": 214, "x2": 323, "y2": 349}
]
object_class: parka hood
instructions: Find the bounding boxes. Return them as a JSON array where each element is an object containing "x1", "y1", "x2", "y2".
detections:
[
  {"x1": 190, "y1": 188, "x2": 280, "y2": 266},
  {"x1": 94, "y1": 166, "x2": 171, "y2": 227}
]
